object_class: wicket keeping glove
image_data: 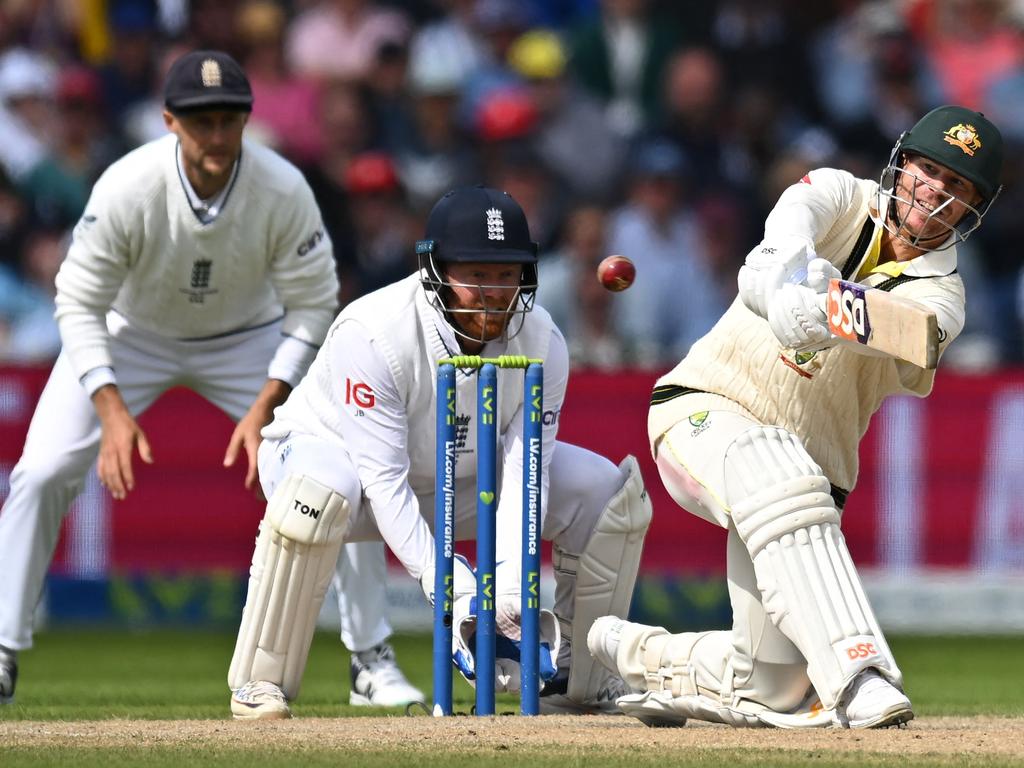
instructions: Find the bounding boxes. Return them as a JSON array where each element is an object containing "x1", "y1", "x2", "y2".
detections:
[
  {"x1": 451, "y1": 594, "x2": 559, "y2": 693},
  {"x1": 420, "y1": 554, "x2": 477, "y2": 607}
]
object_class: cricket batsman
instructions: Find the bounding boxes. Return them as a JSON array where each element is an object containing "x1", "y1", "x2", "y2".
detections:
[
  {"x1": 228, "y1": 186, "x2": 652, "y2": 718},
  {"x1": 586, "y1": 106, "x2": 1004, "y2": 728}
]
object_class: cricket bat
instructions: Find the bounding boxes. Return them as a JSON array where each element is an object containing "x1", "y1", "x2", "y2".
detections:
[{"x1": 824, "y1": 278, "x2": 940, "y2": 369}]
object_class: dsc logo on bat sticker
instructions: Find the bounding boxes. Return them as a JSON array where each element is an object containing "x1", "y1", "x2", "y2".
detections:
[{"x1": 827, "y1": 280, "x2": 871, "y2": 343}]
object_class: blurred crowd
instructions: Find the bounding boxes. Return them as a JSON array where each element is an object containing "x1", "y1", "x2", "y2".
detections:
[{"x1": 2, "y1": 0, "x2": 1024, "y2": 370}]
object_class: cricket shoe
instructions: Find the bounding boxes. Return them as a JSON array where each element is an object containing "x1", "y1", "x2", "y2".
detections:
[
  {"x1": 839, "y1": 670, "x2": 914, "y2": 729},
  {"x1": 538, "y1": 651, "x2": 632, "y2": 717},
  {"x1": 349, "y1": 643, "x2": 424, "y2": 707},
  {"x1": 0, "y1": 646, "x2": 17, "y2": 704},
  {"x1": 230, "y1": 680, "x2": 291, "y2": 720}
]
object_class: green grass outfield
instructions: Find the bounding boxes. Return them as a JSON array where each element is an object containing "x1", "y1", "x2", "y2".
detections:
[{"x1": 2, "y1": 629, "x2": 1022, "y2": 767}]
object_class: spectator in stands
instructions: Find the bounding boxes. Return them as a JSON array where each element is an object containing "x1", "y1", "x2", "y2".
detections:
[
  {"x1": 0, "y1": 166, "x2": 31, "y2": 274},
  {"x1": 341, "y1": 151, "x2": 417, "y2": 300},
  {"x1": 0, "y1": 48, "x2": 56, "y2": 173},
  {"x1": 186, "y1": 0, "x2": 245, "y2": 59},
  {"x1": 286, "y1": 0, "x2": 410, "y2": 83},
  {"x1": 96, "y1": 2, "x2": 158, "y2": 122},
  {"x1": 394, "y1": 37, "x2": 480, "y2": 212},
  {"x1": 536, "y1": 205, "x2": 627, "y2": 369},
  {"x1": 19, "y1": 65, "x2": 123, "y2": 230},
  {"x1": 484, "y1": 140, "x2": 564, "y2": 254},
  {"x1": 607, "y1": 139, "x2": 724, "y2": 367},
  {"x1": 506, "y1": 29, "x2": 625, "y2": 202},
  {"x1": 569, "y1": 0, "x2": 682, "y2": 137},
  {"x1": 910, "y1": 0, "x2": 1023, "y2": 109},
  {"x1": 302, "y1": 81, "x2": 373, "y2": 295},
  {"x1": 237, "y1": 0, "x2": 325, "y2": 166},
  {"x1": 0, "y1": 229, "x2": 64, "y2": 363},
  {"x1": 656, "y1": 47, "x2": 728, "y2": 185}
]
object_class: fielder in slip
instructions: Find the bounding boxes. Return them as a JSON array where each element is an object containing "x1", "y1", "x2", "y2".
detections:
[
  {"x1": 0, "y1": 50, "x2": 420, "y2": 709},
  {"x1": 228, "y1": 186, "x2": 652, "y2": 719},
  {"x1": 587, "y1": 106, "x2": 1004, "y2": 729}
]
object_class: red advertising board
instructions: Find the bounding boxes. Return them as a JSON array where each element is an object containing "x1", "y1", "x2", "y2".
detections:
[{"x1": 2, "y1": 365, "x2": 1023, "y2": 578}]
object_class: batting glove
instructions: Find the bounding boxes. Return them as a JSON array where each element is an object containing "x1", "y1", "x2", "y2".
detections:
[
  {"x1": 767, "y1": 282, "x2": 836, "y2": 352},
  {"x1": 805, "y1": 257, "x2": 841, "y2": 293},
  {"x1": 738, "y1": 234, "x2": 817, "y2": 319}
]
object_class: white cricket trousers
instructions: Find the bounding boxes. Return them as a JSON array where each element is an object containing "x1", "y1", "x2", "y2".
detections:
[{"x1": 0, "y1": 314, "x2": 390, "y2": 652}]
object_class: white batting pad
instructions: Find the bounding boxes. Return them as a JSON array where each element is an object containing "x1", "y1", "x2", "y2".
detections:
[
  {"x1": 724, "y1": 426, "x2": 901, "y2": 709},
  {"x1": 558, "y1": 455, "x2": 652, "y2": 703},
  {"x1": 228, "y1": 473, "x2": 350, "y2": 700}
]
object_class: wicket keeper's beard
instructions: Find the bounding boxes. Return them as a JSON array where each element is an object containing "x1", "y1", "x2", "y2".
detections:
[{"x1": 444, "y1": 289, "x2": 519, "y2": 342}]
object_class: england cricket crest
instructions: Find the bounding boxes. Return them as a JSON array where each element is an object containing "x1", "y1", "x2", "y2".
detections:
[
  {"x1": 486, "y1": 207, "x2": 504, "y2": 241},
  {"x1": 180, "y1": 258, "x2": 219, "y2": 303},
  {"x1": 201, "y1": 59, "x2": 222, "y2": 88}
]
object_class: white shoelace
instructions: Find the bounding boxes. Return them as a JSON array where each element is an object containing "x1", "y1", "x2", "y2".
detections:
[{"x1": 236, "y1": 680, "x2": 285, "y2": 701}]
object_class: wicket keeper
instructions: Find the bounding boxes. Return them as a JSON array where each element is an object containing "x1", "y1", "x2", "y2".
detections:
[{"x1": 228, "y1": 186, "x2": 652, "y2": 719}]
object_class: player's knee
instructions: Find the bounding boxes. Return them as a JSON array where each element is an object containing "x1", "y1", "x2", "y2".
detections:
[
  {"x1": 265, "y1": 473, "x2": 350, "y2": 546},
  {"x1": 723, "y1": 426, "x2": 837, "y2": 555}
]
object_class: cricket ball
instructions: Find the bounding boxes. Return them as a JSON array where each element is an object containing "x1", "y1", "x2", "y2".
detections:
[{"x1": 597, "y1": 255, "x2": 636, "y2": 292}]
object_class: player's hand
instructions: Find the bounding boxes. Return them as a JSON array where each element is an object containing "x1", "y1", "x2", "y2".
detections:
[
  {"x1": 93, "y1": 386, "x2": 152, "y2": 500},
  {"x1": 224, "y1": 379, "x2": 291, "y2": 495},
  {"x1": 767, "y1": 282, "x2": 836, "y2": 352},
  {"x1": 420, "y1": 554, "x2": 477, "y2": 607},
  {"x1": 451, "y1": 594, "x2": 559, "y2": 692},
  {"x1": 738, "y1": 235, "x2": 816, "y2": 319},
  {"x1": 805, "y1": 257, "x2": 841, "y2": 293},
  {"x1": 223, "y1": 407, "x2": 267, "y2": 493}
]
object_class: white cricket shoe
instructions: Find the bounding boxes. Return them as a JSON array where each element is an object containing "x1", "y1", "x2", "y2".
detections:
[
  {"x1": 0, "y1": 646, "x2": 17, "y2": 705},
  {"x1": 586, "y1": 615, "x2": 627, "y2": 673},
  {"x1": 840, "y1": 670, "x2": 914, "y2": 729},
  {"x1": 539, "y1": 670, "x2": 631, "y2": 715},
  {"x1": 230, "y1": 680, "x2": 291, "y2": 720},
  {"x1": 349, "y1": 643, "x2": 424, "y2": 707}
]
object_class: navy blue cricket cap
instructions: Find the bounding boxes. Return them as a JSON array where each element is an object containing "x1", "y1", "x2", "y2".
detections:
[
  {"x1": 417, "y1": 185, "x2": 538, "y2": 264},
  {"x1": 164, "y1": 50, "x2": 253, "y2": 114}
]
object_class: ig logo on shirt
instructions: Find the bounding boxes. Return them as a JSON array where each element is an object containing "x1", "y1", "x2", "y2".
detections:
[{"x1": 345, "y1": 379, "x2": 375, "y2": 414}]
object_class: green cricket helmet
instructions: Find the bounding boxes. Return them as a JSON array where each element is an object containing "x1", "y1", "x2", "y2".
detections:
[{"x1": 877, "y1": 105, "x2": 1004, "y2": 249}]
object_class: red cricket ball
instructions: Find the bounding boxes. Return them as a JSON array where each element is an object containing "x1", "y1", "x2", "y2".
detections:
[{"x1": 596, "y1": 255, "x2": 636, "y2": 292}]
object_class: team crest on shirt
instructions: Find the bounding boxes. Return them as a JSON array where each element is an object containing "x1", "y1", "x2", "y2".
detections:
[
  {"x1": 943, "y1": 123, "x2": 981, "y2": 156},
  {"x1": 180, "y1": 258, "x2": 218, "y2": 303},
  {"x1": 486, "y1": 208, "x2": 504, "y2": 241},
  {"x1": 689, "y1": 411, "x2": 710, "y2": 436},
  {"x1": 779, "y1": 349, "x2": 820, "y2": 379}
]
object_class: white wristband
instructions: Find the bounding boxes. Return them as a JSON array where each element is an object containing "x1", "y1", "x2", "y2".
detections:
[
  {"x1": 267, "y1": 335, "x2": 318, "y2": 388},
  {"x1": 80, "y1": 366, "x2": 117, "y2": 397}
]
